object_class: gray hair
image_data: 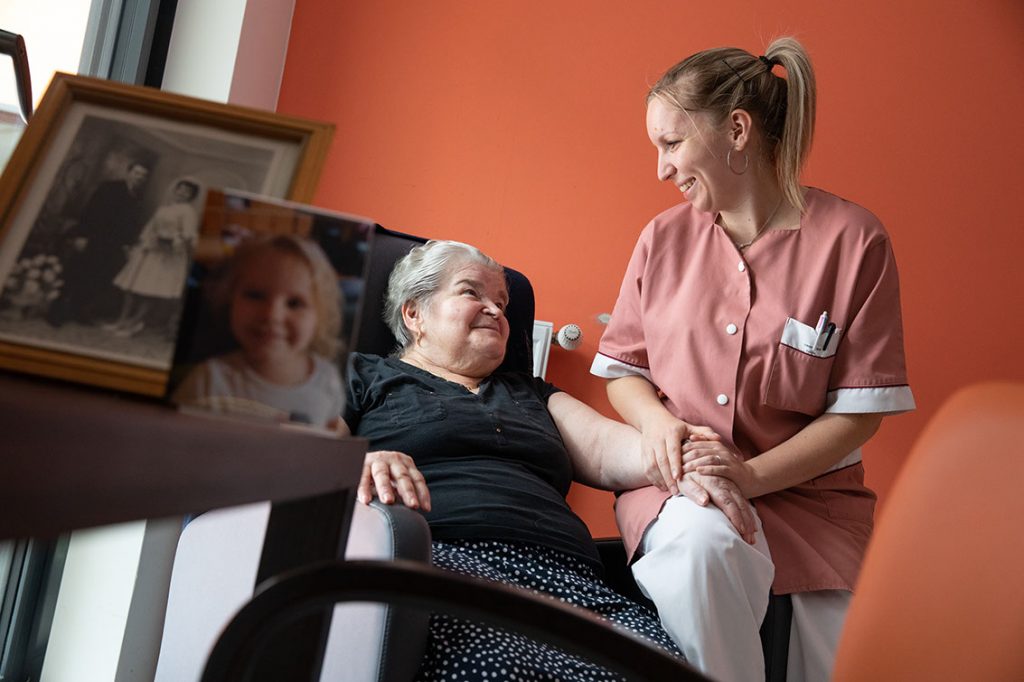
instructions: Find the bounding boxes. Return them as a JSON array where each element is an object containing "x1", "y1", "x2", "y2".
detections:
[{"x1": 384, "y1": 239, "x2": 504, "y2": 351}]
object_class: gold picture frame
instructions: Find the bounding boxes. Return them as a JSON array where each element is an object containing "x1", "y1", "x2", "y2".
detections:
[{"x1": 0, "y1": 73, "x2": 334, "y2": 396}]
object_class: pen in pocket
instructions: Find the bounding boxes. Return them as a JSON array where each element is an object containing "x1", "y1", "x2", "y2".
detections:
[
  {"x1": 814, "y1": 310, "x2": 830, "y2": 349},
  {"x1": 821, "y1": 323, "x2": 837, "y2": 350},
  {"x1": 815, "y1": 310, "x2": 829, "y2": 335}
]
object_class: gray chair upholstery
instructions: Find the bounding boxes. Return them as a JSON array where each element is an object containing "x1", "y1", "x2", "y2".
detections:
[{"x1": 156, "y1": 500, "x2": 430, "y2": 682}]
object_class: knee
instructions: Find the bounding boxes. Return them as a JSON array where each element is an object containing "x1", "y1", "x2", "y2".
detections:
[{"x1": 646, "y1": 504, "x2": 760, "y2": 569}]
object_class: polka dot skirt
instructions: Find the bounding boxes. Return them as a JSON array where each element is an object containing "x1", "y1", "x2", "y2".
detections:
[{"x1": 414, "y1": 540, "x2": 684, "y2": 681}]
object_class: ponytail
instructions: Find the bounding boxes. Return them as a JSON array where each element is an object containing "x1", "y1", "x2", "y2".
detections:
[{"x1": 648, "y1": 36, "x2": 817, "y2": 211}]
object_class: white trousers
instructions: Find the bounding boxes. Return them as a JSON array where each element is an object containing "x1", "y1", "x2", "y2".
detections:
[
  {"x1": 631, "y1": 495, "x2": 850, "y2": 682},
  {"x1": 786, "y1": 590, "x2": 850, "y2": 682}
]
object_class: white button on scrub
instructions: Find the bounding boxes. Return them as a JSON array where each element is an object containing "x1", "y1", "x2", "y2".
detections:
[
  {"x1": 738, "y1": 261, "x2": 746, "y2": 272},
  {"x1": 726, "y1": 323, "x2": 738, "y2": 335},
  {"x1": 716, "y1": 394, "x2": 729, "y2": 406}
]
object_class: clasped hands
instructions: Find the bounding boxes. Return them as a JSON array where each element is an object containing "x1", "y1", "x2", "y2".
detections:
[
  {"x1": 640, "y1": 414, "x2": 758, "y2": 544},
  {"x1": 356, "y1": 418, "x2": 759, "y2": 546}
]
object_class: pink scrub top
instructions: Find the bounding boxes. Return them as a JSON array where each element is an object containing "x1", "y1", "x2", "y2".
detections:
[{"x1": 592, "y1": 187, "x2": 915, "y2": 594}]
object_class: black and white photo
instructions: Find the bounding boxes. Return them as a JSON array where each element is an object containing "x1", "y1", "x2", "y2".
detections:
[{"x1": 0, "y1": 73, "x2": 333, "y2": 395}]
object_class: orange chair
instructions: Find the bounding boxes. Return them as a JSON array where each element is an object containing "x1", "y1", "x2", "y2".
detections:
[{"x1": 833, "y1": 381, "x2": 1024, "y2": 681}]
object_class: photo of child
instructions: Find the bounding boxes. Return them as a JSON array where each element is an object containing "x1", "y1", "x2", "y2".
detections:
[
  {"x1": 171, "y1": 233, "x2": 346, "y2": 429},
  {"x1": 104, "y1": 178, "x2": 203, "y2": 339}
]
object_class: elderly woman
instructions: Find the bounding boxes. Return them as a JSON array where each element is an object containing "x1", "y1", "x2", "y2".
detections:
[
  {"x1": 343, "y1": 240, "x2": 737, "y2": 681},
  {"x1": 592, "y1": 37, "x2": 915, "y2": 681}
]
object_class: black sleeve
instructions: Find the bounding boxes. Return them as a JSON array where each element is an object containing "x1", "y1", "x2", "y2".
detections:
[
  {"x1": 343, "y1": 353, "x2": 370, "y2": 431},
  {"x1": 530, "y1": 374, "x2": 562, "y2": 402}
]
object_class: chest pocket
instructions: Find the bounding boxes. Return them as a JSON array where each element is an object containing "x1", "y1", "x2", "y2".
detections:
[
  {"x1": 385, "y1": 388, "x2": 447, "y2": 424},
  {"x1": 764, "y1": 317, "x2": 841, "y2": 416}
]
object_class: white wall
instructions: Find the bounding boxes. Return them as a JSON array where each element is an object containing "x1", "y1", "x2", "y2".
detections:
[
  {"x1": 161, "y1": 0, "x2": 295, "y2": 109},
  {"x1": 41, "y1": 523, "x2": 146, "y2": 681},
  {"x1": 159, "y1": 0, "x2": 247, "y2": 102},
  {"x1": 228, "y1": 0, "x2": 296, "y2": 110}
]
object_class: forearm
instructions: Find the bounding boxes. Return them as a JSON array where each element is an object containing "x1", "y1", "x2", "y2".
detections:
[
  {"x1": 606, "y1": 375, "x2": 671, "y2": 430},
  {"x1": 743, "y1": 412, "x2": 883, "y2": 498},
  {"x1": 546, "y1": 392, "x2": 647, "y2": 490}
]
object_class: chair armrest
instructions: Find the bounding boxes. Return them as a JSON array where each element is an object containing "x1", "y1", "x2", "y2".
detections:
[
  {"x1": 346, "y1": 501, "x2": 431, "y2": 682},
  {"x1": 365, "y1": 499, "x2": 431, "y2": 563},
  {"x1": 202, "y1": 559, "x2": 708, "y2": 682}
]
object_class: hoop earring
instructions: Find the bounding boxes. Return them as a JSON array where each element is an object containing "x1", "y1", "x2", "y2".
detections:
[{"x1": 726, "y1": 148, "x2": 749, "y2": 175}]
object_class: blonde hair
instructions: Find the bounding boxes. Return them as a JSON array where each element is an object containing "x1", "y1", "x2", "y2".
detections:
[
  {"x1": 648, "y1": 36, "x2": 816, "y2": 211},
  {"x1": 384, "y1": 240, "x2": 504, "y2": 351},
  {"x1": 214, "y1": 234, "x2": 342, "y2": 359}
]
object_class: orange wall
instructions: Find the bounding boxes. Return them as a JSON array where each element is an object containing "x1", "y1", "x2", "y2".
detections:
[{"x1": 277, "y1": 0, "x2": 1024, "y2": 537}]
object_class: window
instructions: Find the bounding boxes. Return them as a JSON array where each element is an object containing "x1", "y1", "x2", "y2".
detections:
[
  {"x1": 0, "y1": 0, "x2": 94, "y2": 111},
  {"x1": 0, "y1": 5, "x2": 179, "y2": 675},
  {"x1": 1, "y1": 0, "x2": 176, "y2": 168}
]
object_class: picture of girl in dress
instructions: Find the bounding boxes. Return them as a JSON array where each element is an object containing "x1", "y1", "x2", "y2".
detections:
[
  {"x1": 104, "y1": 178, "x2": 203, "y2": 338},
  {"x1": 171, "y1": 233, "x2": 345, "y2": 429}
]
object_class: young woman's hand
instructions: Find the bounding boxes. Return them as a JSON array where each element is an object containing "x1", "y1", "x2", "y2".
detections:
[
  {"x1": 638, "y1": 411, "x2": 719, "y2": 495},
  {"x1": 682, "y1": 436, "x2": 757, "y2": 499},
  {"x1": 357, "y1": 450, "x2": 431, "y2": 512}
]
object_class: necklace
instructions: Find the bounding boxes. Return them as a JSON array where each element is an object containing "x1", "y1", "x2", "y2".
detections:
[{"x1": 734, "y1": 196, "x2": 784, "y2": 251}]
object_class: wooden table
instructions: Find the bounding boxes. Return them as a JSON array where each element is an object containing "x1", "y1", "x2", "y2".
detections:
[{"x1": 0, "y1": 371, "x2": 367, "y2": 680}]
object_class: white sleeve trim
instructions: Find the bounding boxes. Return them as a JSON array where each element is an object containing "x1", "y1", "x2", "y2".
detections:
[
  {"x1": 826, "y1": 448, "x2": 863, "y2": 473},
  {"x1": 825, "y1": 385, "x2": 916, "y2": 414},
  {"x1": 590, "y1": 353, "x2": 653, "y2": 382}
]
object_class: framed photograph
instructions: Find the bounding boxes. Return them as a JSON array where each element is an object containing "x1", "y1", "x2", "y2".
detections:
[
  {"x1": 0, "y1": 73, "x2": 334, "y2": 396},
  {"x1": 167, "y1": 189, "x2": 374, "y2": 431}
]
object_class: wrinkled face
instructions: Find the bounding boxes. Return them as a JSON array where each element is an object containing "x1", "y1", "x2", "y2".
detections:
[
  {"x1": 229, "y1": 250, "x2": 319, "y2": 365},
  {"x1": 411, "y1": 261, "x2": 510, "y2": 368},
  {"x1": 646, "y1": 97, "x2": 734, "y2": 215}
]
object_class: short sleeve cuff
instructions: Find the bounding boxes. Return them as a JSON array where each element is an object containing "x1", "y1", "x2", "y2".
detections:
[
  {"x1": 825, "y1": 385, "x2": 916, "y2": 414},
  {"x1": 590, "y1": 353, "x2": 653, "y2": 382}
]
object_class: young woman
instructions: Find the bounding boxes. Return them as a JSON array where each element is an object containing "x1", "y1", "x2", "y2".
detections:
[{"x1": 592, "y1": 37, "x2": 915, "y2": 682}]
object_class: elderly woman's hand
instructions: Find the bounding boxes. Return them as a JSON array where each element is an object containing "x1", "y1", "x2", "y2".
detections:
[
  {"x1": 639, "y1": 411, "x2": 720, "y2": 495},
  {"x1": 357, "y1": 450, "x2": 431, "y2": 511},
  {"x1": 681, "y1": 436, "x2": 757, "y2": 499},
  {"x1": 682, "y1": 470, "x2": 757, "y2": 545}
]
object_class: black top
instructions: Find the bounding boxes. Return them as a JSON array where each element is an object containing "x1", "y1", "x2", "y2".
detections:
[{"x1": 344, "y1": 353, "x2": 601, "y2": 570}]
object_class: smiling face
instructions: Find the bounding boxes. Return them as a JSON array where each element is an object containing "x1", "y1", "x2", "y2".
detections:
[
  {"x1": 404, "y1": 260, "x2": 510, "y2": 377},
  {"x1": 229, "y1": 249, "x2": 319, "y2": 372},
  {"x1": 646, "y1": 96, "x2": 736, "y2": 215}
]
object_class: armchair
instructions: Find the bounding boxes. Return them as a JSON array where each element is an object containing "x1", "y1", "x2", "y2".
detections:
[{"x1": 832, "y1": 381, "x2": 1024, "y2": 680}]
